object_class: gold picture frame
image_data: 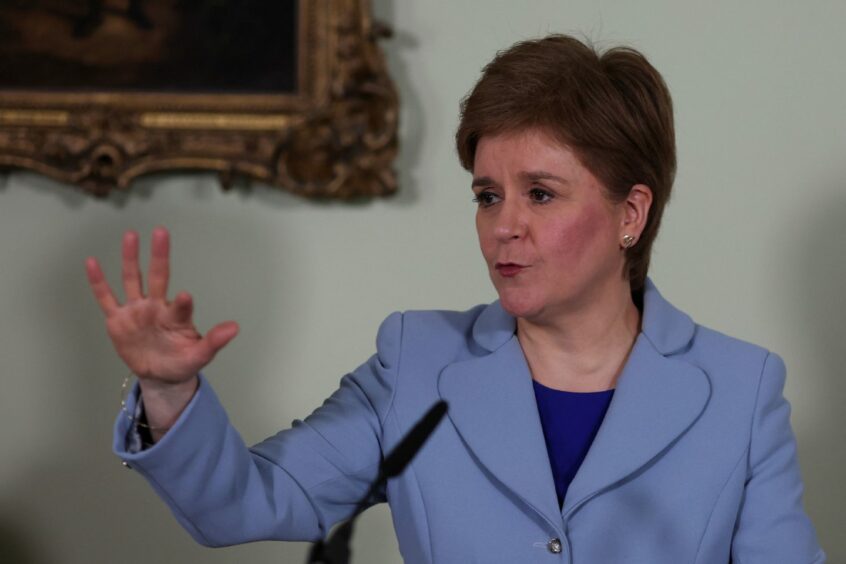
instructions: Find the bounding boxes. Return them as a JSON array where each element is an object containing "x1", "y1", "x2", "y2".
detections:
[{"x1": 0, "y1": 0, "x2": 398, "y2": 199}]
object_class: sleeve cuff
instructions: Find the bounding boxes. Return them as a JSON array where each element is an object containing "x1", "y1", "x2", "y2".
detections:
[
  {"x1": 124, "y1": 390, "x2": 150, "y2": 453},
  {"x1": 113, "y1": 374, "x2": 209, "y2": 460}
]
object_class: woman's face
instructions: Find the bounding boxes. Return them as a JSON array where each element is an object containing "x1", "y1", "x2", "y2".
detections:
[{"x1": 473, "y1": 128, "x2": 629, "y2": 323}]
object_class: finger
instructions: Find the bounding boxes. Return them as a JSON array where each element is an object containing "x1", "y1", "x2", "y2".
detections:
[
  {"x1": 85, "y1": 257, "x2": 119, "y2": 316},
  {"x1": 147, "y1": 226, "x2": 170, "y2": 300},
  {"x1": 122, "y1": 230, "x2": 143, "y2": 300},
  {"x1": 168, "y1": 291, "x2": 193, "y2": 324},
  {"x1": 208, "y1": 321, "x2": 239, "y2": 351},
  {"x1": 195, "y1": 321, "x2": 239, "y2": 363}
]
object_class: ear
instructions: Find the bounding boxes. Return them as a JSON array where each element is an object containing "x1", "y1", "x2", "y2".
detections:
[{"x1": 619, "y1": 184, "x2": 653, "y2": 245}]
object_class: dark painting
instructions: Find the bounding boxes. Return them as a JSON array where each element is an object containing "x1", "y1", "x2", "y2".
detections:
[{"x1": 0, "y1": 0, "x2": 298, "y2": 94}]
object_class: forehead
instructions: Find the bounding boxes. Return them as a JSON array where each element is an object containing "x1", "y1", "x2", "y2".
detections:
[{"x1": 473, "y1": 128, "x2": 593, "y2": 183}]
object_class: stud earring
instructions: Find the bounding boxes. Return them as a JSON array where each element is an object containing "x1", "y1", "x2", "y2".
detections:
[{"x1": 621, "y1": 234, "x2": 636, "y2": 248}]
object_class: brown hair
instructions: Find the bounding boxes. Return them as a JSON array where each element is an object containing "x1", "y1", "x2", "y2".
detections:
[{"x1": 456, "y1": 35, "x2": 676, "y2": 292}]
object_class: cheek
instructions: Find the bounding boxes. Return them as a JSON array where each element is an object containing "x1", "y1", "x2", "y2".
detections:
[
  {"x1": 476, "y1": 214, "x2": 495, "y2": 259},
  {"x1": 547, "y1": 206, "x2": 614, "y2": 263}
]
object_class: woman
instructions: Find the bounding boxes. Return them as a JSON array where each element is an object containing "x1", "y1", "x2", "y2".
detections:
[{"x1": 87, "y1": 35, "x2": 825, "y2": 563}]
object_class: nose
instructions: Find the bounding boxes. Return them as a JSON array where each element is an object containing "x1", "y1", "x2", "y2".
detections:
[{"x1": 493, "y1": 200, "x2": 527, "y2": 242}]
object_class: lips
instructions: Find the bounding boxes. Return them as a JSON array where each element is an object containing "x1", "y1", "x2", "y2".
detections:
[{"x1": 495, "y1": 262, "x2": 528, "y2": 277}]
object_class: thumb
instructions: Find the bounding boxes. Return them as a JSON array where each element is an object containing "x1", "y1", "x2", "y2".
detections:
[
  {"x1": 207, "y1": 321, "x2": 239, "y2": 352},
  {"x1": 196, "y1": 321, "x2": 239, "y2": 364}
]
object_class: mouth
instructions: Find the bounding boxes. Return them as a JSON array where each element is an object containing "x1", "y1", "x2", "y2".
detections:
[{"x1": 495, "y1": 262, "x2": 528, "y2": 277}]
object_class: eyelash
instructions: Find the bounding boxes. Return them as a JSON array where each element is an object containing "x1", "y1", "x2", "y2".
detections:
[
  {"x1": 529, "y1": 187, "x2": 554, "y2": 203},
  {"x1": 471, "y1": 191, "x2": 499, "y2": 207},
  {"x1": 472, "y1": 187, "x2": 554, "y2": 207}
]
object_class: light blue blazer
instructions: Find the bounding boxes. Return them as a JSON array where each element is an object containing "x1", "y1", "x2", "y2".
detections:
[{"x1": 114, "y1": 278, "x2": 825, "y2": 563}]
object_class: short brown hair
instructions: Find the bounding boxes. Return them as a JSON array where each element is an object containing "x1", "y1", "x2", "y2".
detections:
[{"x1": 456, "y1": 35, "x2": 676, "y2": 293}]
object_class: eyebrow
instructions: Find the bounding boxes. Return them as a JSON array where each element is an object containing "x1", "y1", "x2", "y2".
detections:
[
  {"x1": 471, "y1": 170, "x2": 569, "y2": 189},
  {"x1": 519, "y1": 170, "x2": 569, "y2": 184},
  {"x1": 471, "y1": 176, "x2": 497, "y2": 188}
]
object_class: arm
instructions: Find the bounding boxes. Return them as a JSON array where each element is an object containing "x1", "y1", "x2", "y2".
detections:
[
  {"x1": 730, "y1": 352, "x2": 825, "y2": 563},
  {"x1": 114, "y1": 312, "x2": 403, "y2": 547}
]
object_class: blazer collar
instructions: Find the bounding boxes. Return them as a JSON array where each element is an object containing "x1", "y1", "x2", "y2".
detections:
[
  {"x1": 471, "y1": 293, "x2": 516, "y2": 352},
  {"x1": 439, "y1": 277, "x2": 711, "y2": 528},
  {"x1": 471, "y1": 276, "x2": 695, "y2": 355},
  {"x1": 638, "y1": 277, "x2": 696, "y2": 355}
]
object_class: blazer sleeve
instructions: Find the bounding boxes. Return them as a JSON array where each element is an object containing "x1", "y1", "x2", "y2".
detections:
[
  {"x1": 730, "y1": 352, "x2": 826, "y2": 563},
  {"x1": 112, "y1": 311, "x2": 403, "y2": 547}
]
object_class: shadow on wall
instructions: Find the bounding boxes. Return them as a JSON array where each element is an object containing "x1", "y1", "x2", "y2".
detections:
[
  {"x1": 785, "y1": 181, "x2": 846, "y2": 560},
  {"x1": 0, "y1": 169, "x2": 162, "y2": 208},
  {"x1": 371, "y1": 0, "x2": 424, "y2": 207},
  {"x1": 0, "y1": 513, "x2": 42, "y2": 564}
]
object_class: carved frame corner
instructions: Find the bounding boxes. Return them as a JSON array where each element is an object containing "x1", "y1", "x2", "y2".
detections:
[{"x1": 0, "y1": 0, "x2": 399, "y2": 200}]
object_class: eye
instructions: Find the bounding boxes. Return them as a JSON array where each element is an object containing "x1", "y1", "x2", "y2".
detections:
[
  {"x1": 472, "y1": 190, "x2": 501, "y2": 208},
  {"x1": 528, "y1": 187, "x2": 554, "y2": 204}
]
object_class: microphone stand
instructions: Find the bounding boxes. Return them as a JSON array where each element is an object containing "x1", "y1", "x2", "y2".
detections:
[{"x1": 307, "y1": 400, "x2": 449, "y2": 564}]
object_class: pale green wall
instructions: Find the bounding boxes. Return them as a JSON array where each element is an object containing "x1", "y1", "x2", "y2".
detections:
[{"x1": 1, "y1": 1, "x2": 843, "y2": 562}]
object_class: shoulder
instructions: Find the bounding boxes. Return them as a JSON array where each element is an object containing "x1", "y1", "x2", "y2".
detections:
[
  {"x1": 378, "y1": 303, "x2": 488, "y2": 346},
  {"x1": 372, "y1": 303, "x2": 495, "y2": 369},
  {"x1": 641, "y1": 278, "x2": 784, "y2": 416},
  {"x1": 401, "y1": 304, "x2": 488, "y2": 339},
  {"x1": 641, "y1": 278, "x2": 775, "y2": 384},
  {"x1": 680, "y1": 318, "x2": 785, "y2": 417},
  {"x1": 688, "y1": 321, "x2": 771, "y2": 367}
]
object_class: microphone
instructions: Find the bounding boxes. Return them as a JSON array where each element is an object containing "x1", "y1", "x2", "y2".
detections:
[{"x1": 307, "y1": 400, "x2": 449, "y2": 564}]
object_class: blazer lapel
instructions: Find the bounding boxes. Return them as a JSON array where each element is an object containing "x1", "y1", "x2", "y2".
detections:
[
  {"x1": 561, "y1": 332, "x2": 711, "y2": 516},
  {"x1": 438, "y1": 333, "x2": 564, "y2": 533}
]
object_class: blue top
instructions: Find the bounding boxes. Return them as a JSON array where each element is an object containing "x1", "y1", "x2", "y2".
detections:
[{"x1": 532, "y1": 380, "x2": 615, "y2": 508}]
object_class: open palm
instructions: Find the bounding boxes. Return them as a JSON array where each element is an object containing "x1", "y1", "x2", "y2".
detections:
[{"x1": 86, "y1": 227, "x2": 239, "y2": 386}]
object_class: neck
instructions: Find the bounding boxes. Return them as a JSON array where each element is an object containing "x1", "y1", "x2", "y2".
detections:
[{"x1": 516, "y1": 277, "x2": 641, "y2": 392}]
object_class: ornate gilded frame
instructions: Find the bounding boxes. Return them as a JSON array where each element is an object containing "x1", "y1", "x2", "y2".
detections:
[{"x1": 0, "y1": 0, "x2": 398, "y2": 199}]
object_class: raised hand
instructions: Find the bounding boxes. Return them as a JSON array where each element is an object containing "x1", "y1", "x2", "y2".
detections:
[{"x1": 86, "y1": 227, "x2": 238, "y2": 436}]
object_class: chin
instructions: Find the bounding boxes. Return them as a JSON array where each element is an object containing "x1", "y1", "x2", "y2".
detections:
[{"x1": 496, "y1": 291, "x2": 546, "y2": 321}]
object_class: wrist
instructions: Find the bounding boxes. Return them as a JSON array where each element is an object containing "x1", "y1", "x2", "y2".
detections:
[
  {"x1": 137, "y1": 373, "x2": 199, "y2": 398},
  {"x1": 136, "y1": 375, "x2": 199, "y2": 434}
]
